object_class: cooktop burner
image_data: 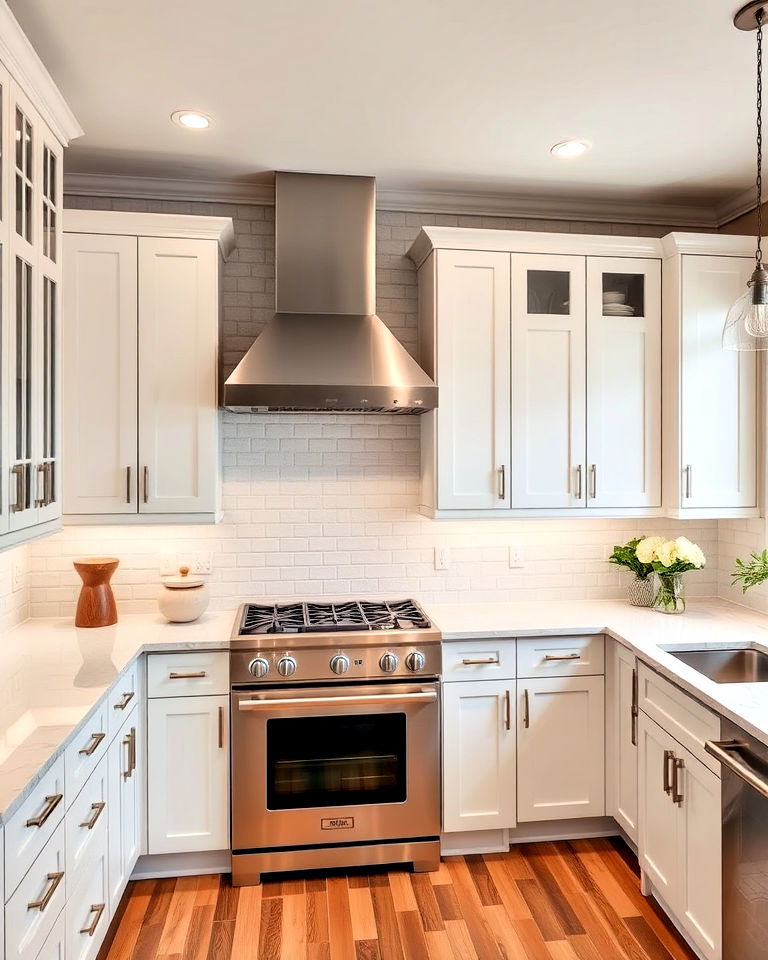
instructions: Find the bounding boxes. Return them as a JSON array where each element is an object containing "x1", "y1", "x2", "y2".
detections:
[{"x1": 238, "y1": 599, "x2": 431, "y2": 636}]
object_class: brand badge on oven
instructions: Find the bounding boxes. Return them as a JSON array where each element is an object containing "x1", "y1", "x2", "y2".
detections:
[{"x1": 321, "y1": 817, "x2": 354, "y2": 830}]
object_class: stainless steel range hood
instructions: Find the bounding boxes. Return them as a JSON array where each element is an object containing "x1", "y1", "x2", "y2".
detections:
[{"x1": 223, "y1": 172, "x2": 437, "y2": 414}]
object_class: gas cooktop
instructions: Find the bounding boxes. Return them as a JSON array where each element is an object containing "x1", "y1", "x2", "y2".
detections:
[{"x1": 236, "y1": 599, "x2": 432, "y2": 636}]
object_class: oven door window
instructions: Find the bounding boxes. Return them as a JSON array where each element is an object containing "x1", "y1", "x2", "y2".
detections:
[{"x1": 266, "y1": 712, "x2": 407, "y2": 810}]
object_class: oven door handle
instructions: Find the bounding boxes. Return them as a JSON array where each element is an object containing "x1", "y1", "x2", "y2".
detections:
[
  {"x1": 237, "y1": 690, "x2": 438, "y2": 710},
  {"x1": 705, "y1": 739, "x2": 768, "y2": 800}
]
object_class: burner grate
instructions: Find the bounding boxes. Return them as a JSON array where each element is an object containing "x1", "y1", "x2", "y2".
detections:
[{"x1": 239, "y1": 599, "x2": 430, "y2": 635}]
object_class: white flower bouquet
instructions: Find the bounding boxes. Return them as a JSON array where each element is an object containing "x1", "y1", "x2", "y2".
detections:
[{"x1": 635, "y1": 536, "x2": 706, "y2": 614}]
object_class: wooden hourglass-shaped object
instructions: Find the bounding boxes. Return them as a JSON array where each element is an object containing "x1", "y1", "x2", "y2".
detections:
[{"x1": 73, "y1": 557, "x2": 119, "y2": 628}]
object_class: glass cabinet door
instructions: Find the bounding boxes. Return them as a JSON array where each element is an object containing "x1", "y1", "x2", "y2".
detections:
[{"x1": 9, "y1": 255, "x2": 33, "y2": 527}]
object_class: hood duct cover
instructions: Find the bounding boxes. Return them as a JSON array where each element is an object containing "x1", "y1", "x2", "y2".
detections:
[{"x1": 223, "y1": 172, "x2": 437, "y2": 414}]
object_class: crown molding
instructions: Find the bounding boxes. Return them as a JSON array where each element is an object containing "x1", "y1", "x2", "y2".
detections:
[
  {"x1": 65, "y1": 170, "x2": 727, "y2": 229},
  {"x1": 715, "y1": 186, "x2": 757, "y2": 226},
  {"x1": 64, "y1": 209, "x2": 236, "y2": 257},
  {"x1": 0, "y1": 3, "x2": 82, "y2": 145}
]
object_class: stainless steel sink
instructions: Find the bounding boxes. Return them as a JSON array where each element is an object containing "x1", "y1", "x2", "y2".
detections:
[{"x1": 666, "y1": 647, "x2": 768, "y2": 683}]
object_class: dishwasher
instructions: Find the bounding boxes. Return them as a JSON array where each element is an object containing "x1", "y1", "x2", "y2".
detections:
[{"x1": 706, "y1": 720, "x2": 768, "y2": 960}]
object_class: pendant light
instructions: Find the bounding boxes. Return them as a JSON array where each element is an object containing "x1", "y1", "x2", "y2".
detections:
[{"x1": 724, "y1": 2, "x2": 768, "y2": 350}]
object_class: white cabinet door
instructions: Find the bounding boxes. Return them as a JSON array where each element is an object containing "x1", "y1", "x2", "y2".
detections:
[
  {"x1": 138, "y1": 237, "x2": 218, "y2": 514},
  {"x1": 638, "y1": 713, "x2": 679, "y2": 904},
  {"x1": 434, "y1": 250, "x2": 511, "y2": 509},
  {"x1": 680, "y1": 255, "x2": 757, "y2": 510},
  {"x1": 442, "y1": 680, "x2": 516, "y2": 832},
  {"x1": 517, "y1": 675, "x2": 604, "y2": 821},
  {"x1": 606, "y1": 642, "x2": 638, "y2": 843},
  {"x1": 62, "y1": 233, "x2": 138, "y2": 514},
  {"x1": 147, "y1": 694, "x2": 229, "y2": 853},
  {"x1": 587, "y1": 257, "x2": 661, "y2": 508},
  {"x1": 677, "y1": 751, "x2": 721, "y2": 960},
  {"x1": 107, "y1": 712, "x2": 140, "y2": 914},
  {"x1": 511, "y1": 254, "x2": 586, "y2": 508}
]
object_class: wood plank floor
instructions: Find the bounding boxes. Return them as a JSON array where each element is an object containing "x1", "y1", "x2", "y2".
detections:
[{"x1": 104, "y1": 838, "x2": 697, "y2": 960}]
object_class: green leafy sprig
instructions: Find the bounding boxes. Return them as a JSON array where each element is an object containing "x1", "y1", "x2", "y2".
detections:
[
  {"x1": 608, "y1": 537, "x2": 654, "y2": 581},
  {"x1": 732, "y1": 549, "x2": 768, "y2": 593}
]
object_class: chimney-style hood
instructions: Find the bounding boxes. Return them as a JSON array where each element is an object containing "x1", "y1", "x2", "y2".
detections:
[{"x1": 223, "y1": 172, "x2": 437, "y2": 414}]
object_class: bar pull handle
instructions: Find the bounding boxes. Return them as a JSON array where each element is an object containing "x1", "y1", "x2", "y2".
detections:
[
  {"x1": 684, "y1": 464, "x2": 692, "y2": 499},
  {"x1": 544, "y1": 653, "x2": 581, "y2": 661},
  {"x1": 79, "y1": 801, "x2": 106, "y2": 830},
  {"x1": 589, "y1": 463, "x2": 597, "y2": 500},
  {"x1": 672, "y1": 757, "x2": 685, "y2": 806},
  {"x1": 143, "y1": 465, "x2": 149, "y2": 504},
  {"x1": 218, "y1": 705, "x2": 224, "y2": 748},
  {"x1": 523, "y1": 688, "x2": 530, "y2": 729},
  {"x1": 126, "y1": 466, "x2": 132, "y2": 504},
  {"x1": 169, "y1": 671, "x2": 208, "y2": 679},
  {"x1": 504, "y1": 690, "x2": 511, "y2": 731},
  {"x1": 79, "y1": 903, "x2": 106, "y2": 937},
  {"x1": 705, "y1": 739, "x2": 768, "y2": 799},
  {"x1": 663, "y1": 749, "x2": 675, "y2": 795},
  {"x1": 78, "y1": 731, "x2": 106, "y2": 756},
  {"x1": 35, "y1": 463, "x2": 46, "y2": 506},
  {"x1": 575, "y1": 464, "x2": 583, "y2": 500},
  {"x1": 26, "y1": 793, "x2": 63, "y2": 828},
  {"x1": 114, "y1": 691, "x2": 135, "y2": 711},
  {"x1": 631, "y1": 667, "x2": 638, "y2": 747},
  {"x1": 27, "y1": 871, "x2": 64, "y2": 912},
  {"x1": 122, "y1": 733, "x2": 131, "y2": 780},
  {"x1": 45, "y1": 462, "x2": 54, "y2": 507},
  {"x1": 498, "y1": 464, "x2": 506, "y2": 501},
  {"x1": 11, "y1": 463, "x2": 25, "y2": 512},
  {"x1": 461, "y1": 657, "x2": 499, "y2": 666},
  {"x1": 129, "y1": 727, "x2": 137, "y2": 777}
]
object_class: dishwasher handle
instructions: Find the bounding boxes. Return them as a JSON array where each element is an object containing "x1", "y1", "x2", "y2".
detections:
[{"x1": 705, "y1": 739, "x2": 768, "y2": 800}]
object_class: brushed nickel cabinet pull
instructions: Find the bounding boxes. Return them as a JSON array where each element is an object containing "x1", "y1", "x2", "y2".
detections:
[
  {"x1": 126, "y1": 466, "x2": 132, "y2": 504},
  {"x1": 663, "y1": 749, "x2": 675, "y2": 794},
  {"x1": 498, "y1": 464, "x2": 506, "y2": 500},
  {"x1": 79, "y1": 903, "x2": 106, "y2": 936},
  {"x1": 503, "y1": 690, "x2": 511, "y2": 731},
  {"x1": 631, "y1": 667, "x2": 638, "y2": 747},
  {"x1": 523, "y1": 688, "x2": 530, "y2": 729},
  {"x1": 169, "y1": 671, "x2": 208, "y2": 679},
  {"x1": 672, "y1": 757, "x2": 685, "y2": 806},
  {"x1": 35, "y1": 463, "x2": 46, "y2": 506},
  {"x1": 218, "y1": 705, "x2": 224, "y2": 748},
  {"x1": 143, "y1": 465, "x2": 149, "y2": 504},
  {"x1": 11, "y1": 463, "x2": 25, "y2": 512},
  {"x1": 575, "y1": 464, "x2": 583, "y2": 500},
  {"x1": 26, "y1": 793, "x2": 63, "y2": 828},
  {"x1": 544, "y1": 653, "x2": 581, "y2": 661},
  {"x1": 114, "y1": 691, "x2": 135, "y2": 710},
  {"x1": 461, "y1": 657, "x2": 499, "y2": 666},
  {"x1": 684, "y1": 464, "x2": 692, "y2": 499},
  {"x1": 589, "y1": 463, "x2": 597, "y2": 500},
  {"x1": 79, "y1": 801, "x2": 106, "y2": 830},
  {"x1": 129, "y1": 727, "x2": 137, "y2": 776},
  {"x1": 27, "y1": 871, "x2": 64, "y2": 912},
  {"x1": 78, "y1": 731, "x2": 106, "y2": 756}
]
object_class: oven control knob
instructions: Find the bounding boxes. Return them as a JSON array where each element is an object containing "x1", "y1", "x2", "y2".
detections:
[
  {"x1": 380, "y1": 652, "x2": 399, "y2": 673},
  {"x1": 330, "y1": 654, "x2": 350, "y2": 675},
  {"x1": 276, "y1": 656, "x2": 297, "y2": 677},
  {"x1": 248, "y1": 657, "x2": 270, "y2": 678},
  {"x1": 405, "y1": 651, "x2": 426, "y2": 673}
]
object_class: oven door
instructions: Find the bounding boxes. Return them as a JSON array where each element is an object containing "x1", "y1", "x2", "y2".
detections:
[{"x1": 231, "y1": 681, "x2": 440, "y2": 851}]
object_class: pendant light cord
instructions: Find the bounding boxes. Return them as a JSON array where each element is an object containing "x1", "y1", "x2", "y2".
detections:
[{"x1": 757, "y1": 8, "x2": 764, "y2": 265}]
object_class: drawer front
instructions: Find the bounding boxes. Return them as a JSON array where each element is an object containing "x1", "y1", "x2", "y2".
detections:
[
  {"x1": 517, "y1": 635, "x2": 605, "y2": 678},
  {"x1": 66, "y1": 756, "x2": 108, "y2": 877},
  {"x1": 147, "y1": 651, "x2": 229, "y2": 697},
  {"x1": 36, "y1": 911, "x2": 65, "y2": 960},
  {"x1": 441, "y1": 640, "x2": 516, "y2": 681},
  {"x1": 5, "y1": 756, "x2": 65, "y2": 900},
  {"x1": 65, "y1": 701, "x2": 109, "y2": 801},
  {"x1": 6, "y1": 823, "x2": 66, "y2": 960},
  {"x1": 638, "y1": 663, "x2": 720, "y2": 774},
  {"x1": 108, "y1": 661, "x2": 139, "y2": 739},
  {"x1": 66, "y1": 815, "x2": 110, "y2": 960}
]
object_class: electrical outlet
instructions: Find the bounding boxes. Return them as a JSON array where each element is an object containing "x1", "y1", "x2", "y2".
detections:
[
  {"x1": 434, "y1": 546, "x2": 451, "y2": 571},
  {"x1": 509, "y1": 546, "x2": 524, "y2": 569},
  {"x1": 190, "y1": 552, "x2": 213, "y2": 575},
  {"x1": 158, "y1": 553, "x2": 178, "y2": 576},
  {"x1": 11, "y1": 561, "x2": 23, "y2": 592}
]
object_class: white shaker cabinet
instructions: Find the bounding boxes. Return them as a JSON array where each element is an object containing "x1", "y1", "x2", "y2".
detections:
[
  {"x1": 606, "y1": 641, "x2": 638, "y2": 843},
  {"x1": 663, "y1": 235, "x2": 758, "y2": 517},
  {"x1": 62, "y1": 211, "x2": 235, "y2": 523},
  {"x1": 147, "y1": 694, "x2": 229, "y2": 854},
  {"x1": 442, "y1": 680, "x2": 516, "y2": 832},
  {"x1": 417, "y1": 249, "x2": 511, "y2": 510}
]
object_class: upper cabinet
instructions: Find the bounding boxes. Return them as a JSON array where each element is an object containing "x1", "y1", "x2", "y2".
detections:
[
  {"x1": 410, "y1": 229, "x2": 662, "y2": 518},
  {"x1": 63, "y1": 211, "x2": 235, "y2": 523},
  {"x1": 662, "y1": 234, "x2": 759, "y2": 518},
  {"x1": 0, "y1": 6, "x2": 82, "y2": 548}
]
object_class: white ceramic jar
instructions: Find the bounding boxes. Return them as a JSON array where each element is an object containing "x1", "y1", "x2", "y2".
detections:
[{"x1": 157, "y1": 566, "x2": 210, "y2": 623}]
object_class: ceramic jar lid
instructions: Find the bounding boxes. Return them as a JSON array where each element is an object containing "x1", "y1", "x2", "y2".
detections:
[{"x1": 161, "y1": 565, "x2": 205, "y2": 590}]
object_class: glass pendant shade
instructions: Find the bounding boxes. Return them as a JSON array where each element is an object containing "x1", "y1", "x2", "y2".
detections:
[{"x1": 723, "y1": 268, "x2": 768, "y2": 350}]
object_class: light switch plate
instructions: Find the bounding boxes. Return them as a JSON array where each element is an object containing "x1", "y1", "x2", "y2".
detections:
[
  {"x1": 434, "y1": 547, "x2": 451, "y2": 571},
  {"x1": 509, "y1": 547, "x2": 524, "y2": 568}
]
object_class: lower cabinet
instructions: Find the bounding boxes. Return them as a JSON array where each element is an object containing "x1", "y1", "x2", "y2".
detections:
[
  {"x1": 147, "y1": 694, "x2": 229, "y2": 853},
  {"x1": 5, "y1": 822, "x2": 66, "y2": 960},
  {"x1": 638, "y1": 712, "x2": 721, "y2": 960},
  {"x1": 442, "y1": 680, "x2": 516, "y2": 832},
  {"x1": 107, "y1": 709, "x2": 140, "y2": 913},
  {"x1": 517, "y1": 676, "x2": 605, "y2": 822},
  {"x1": 35, "y1": 911, "x2": 65, "y2": 960},
  {"x1": 65, "y1": 813, "x2": 109, "y2": 960},
  {"x1": 607, "y1": 641, "x2": 639, "y2": 842}
]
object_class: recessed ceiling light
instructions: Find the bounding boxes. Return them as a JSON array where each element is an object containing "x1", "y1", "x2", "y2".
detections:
[
  {"x1": 550, "y1": 139, "x2": 591, "y2": 158},
  {"x1": 171, "y1": 110, "x2": 213, "y2": 130}
]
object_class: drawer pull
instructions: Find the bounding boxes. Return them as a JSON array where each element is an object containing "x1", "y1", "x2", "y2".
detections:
[
  {"x1": 27, "y1": 871, "x2": 64, "y2": 912},
  {"x1": 461, "y1": 657, "x2": 499, "y2": 666},
  {"x1": 79, "y1": 801, "x2": 106, "y2": 830},
  {"x1": 80, "y1": 903, "x2": 106, "y2": 937},
  {"x1": 169, "y1": 671, "x2": 208, "y2": 679},
  {"x1": 543, "y1": 653, "x2": 581, "y2": 661},
  {"x1": 79, "y1": 731, "x2": 106, "y2": 756},
  {"x1": 26, "y1": 793, "x2": 63, "y2": 828},
  {"x1": 114, "y1": 691, "x2": 135, "y2": 710}
]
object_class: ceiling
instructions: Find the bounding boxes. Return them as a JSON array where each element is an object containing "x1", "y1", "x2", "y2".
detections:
[{"x1": 8, "y1": 0, "x2": 759, "y2": 214}]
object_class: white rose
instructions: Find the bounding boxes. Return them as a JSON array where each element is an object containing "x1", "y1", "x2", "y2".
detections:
[
  {"x1": 655, "y1": 539, "x2": 680, "y2": 568},
  {"x1": 636, "y1": 536, "x2": 666, "y2": 564},
  {"x1": 675, "y1": 536, "x2": 705, "y2": 568}
]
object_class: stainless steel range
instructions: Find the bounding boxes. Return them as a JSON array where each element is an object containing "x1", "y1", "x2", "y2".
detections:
[{"x1": 229, "y1": 599, "x2": 442, "y2": 885}]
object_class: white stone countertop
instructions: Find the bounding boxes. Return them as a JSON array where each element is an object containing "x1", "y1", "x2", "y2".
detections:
[{"x1": 2, "y1": 597, "x2": 768, "y2": 824}]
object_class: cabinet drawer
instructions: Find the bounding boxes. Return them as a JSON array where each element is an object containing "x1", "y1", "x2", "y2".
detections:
[
  {"x1": 65, "y1": 700, "x2": 109, "y2": 801},
  {"x1": 517, "y1": 635, "x2": 604, "y2": 678},
  {"x1": 66, "y1": 815, "x2": 110, "y2": 960},
  {"x1": 66, "y1": 756, "x2": 108, "y2": 877},
  {"x1": 638, "y1": 663, "x2": 720, "y2": 774},
  {"x1": 108, "y1": 660, "x2": 139, "y2": 739},
  {"x1": 441, "y1": 640, "x2": 516, "y2": 681},
  {"x1": 6, "y1": 824, "x2": 66, "y2": 960},
  {"x1": 147, "y1": 651, "x2": 228, "y2": 697},
  {"x1": 36, "y1": 910, "x2": 65, "y2": 960},
  {"x1": 5, "y1": 755, "x2": 65, "y2": 900}
]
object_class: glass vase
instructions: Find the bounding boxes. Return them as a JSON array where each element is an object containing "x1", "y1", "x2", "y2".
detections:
[
  {"x1": 653, "y1": 572, "x2": 686, "y2": 615},
  {"x1": 627, "y1": 575, "x2": 655, "y2": 608}
]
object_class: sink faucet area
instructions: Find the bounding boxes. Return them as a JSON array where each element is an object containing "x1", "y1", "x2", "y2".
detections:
[{"x1": 663, "y1": 646, "x2": 768, "y2": 683}]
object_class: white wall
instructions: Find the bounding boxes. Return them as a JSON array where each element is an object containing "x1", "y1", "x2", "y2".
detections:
[{"x1": 0, "y1": 544, "x2": 30, "y2": 630}]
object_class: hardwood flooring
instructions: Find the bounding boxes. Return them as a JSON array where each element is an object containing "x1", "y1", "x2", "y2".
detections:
[{"x1": 104, "y1": 838, "x2": 697, "y2": 960}]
